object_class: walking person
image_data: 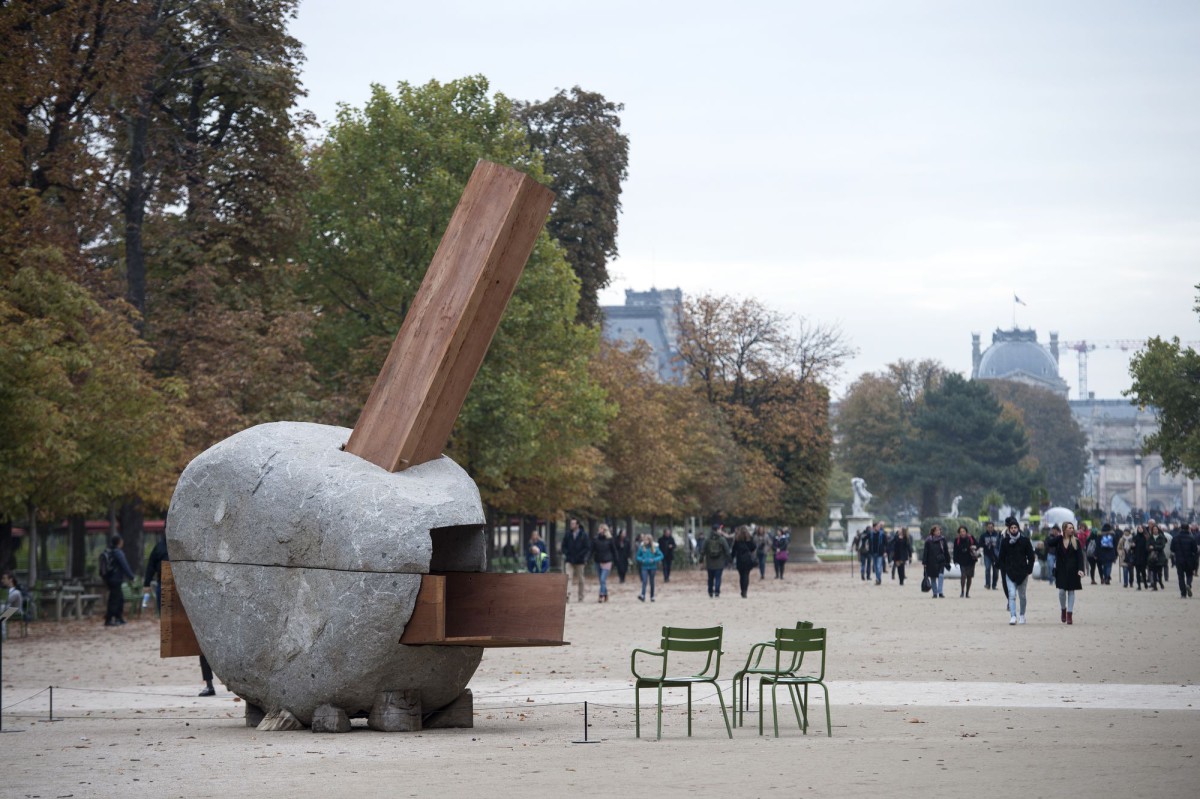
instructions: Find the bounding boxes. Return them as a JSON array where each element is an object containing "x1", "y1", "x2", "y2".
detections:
[
  {"x1": 1132, "y1": 525, "x2": 1149, "y2": 590},
  {"x1": 952, "y1": 525, "x2": 978, "y2": 598},
  {"x1": 592, "y1": 525, "x2": 616, "y2": 603},
  {"x1": 636, "y1": 534, "x2": 663, "y2": 602},
  {"x1": 1169, "y1": 523, "x2": 1198, "y2": 598},
  {"x1": 703, "y1": 525, "x2": 731, "y2": 597},
  {"x1": 561, "y1": 518, "x2": 592, "y2": 603},
  {"x1": 999, "y1": 516, "x2": 1036, "y2": 625},
  {"x1": 922, "y1": 525, "x2": 950, "y2": 598},
  {"x1": 854, "y1": 527, "x2": 870, "y2": 581},
  {"x1": 1053, "y1": 522, "x2": 1086, "y2": 624},
  {"x1": 890, "y1": 528, "x2": 913, "y2": 586},
  {"x1": 1083, "y1": 526, "x2": 1099, "y2": 585},
  {"x1": 1118, "y1": 527, "x2": 1134, "y2": 588},
  {"x1": 1043, "y1": 525, "x2": 1062, "y2": 584},
  {"x1": 772, "y1": 527, "x2": 790, "y2": 579},
  {"x1": 613, "y1": 528, "x2": 632, "y2": 584},
  {"x1": 1, "y1": 571, "x2": 23, "y2": 641},
  {"x1": 101, "y1": 534, "x2": 136, "y2": 627},
  {"x1": 658, "y1": 528, "x2": 677, "y2": 583},
  {"x1": 979, "y1": 521, "x2": 1001, "y2": 590},
  {"x1": 731, "y1": 526, "x2": 756, "y2": 598},
  {"x1": 1147, "y1": 522, "x2": 1169, "y2": 591},
  {"x1": 1095, "y1": 524, "x2": 1119, "y2": 585},
  {"x1": 752, "y1": 527, "x2": 771, "y2": 580},
  {"x1": 868, "y1": 522, "x2": 888, "y2": 585}
]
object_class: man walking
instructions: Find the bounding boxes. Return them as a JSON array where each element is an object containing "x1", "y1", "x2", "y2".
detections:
[
  {"x1": 868, "y1": 522, "x2": 888, "y2": 585},
  {"x1": 561, "y1": 518, "x2": 591, "y2": 603},
  {"x1": 998, "y1": 516, "x2": 1035, "y2": 625},
  {"x1": 1169, "y1": 523, "x2": 1198, "y2": 598},
  {"x1": 658, "y1": 528, "x2": 677, "y2": 583}
]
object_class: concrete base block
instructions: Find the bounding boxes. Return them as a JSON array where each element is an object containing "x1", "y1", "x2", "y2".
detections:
[
  {"x1": 245, "y1": 700, "x2": 266, "y2": 728},
  {"x1": 368, "y1": 689, "x2": 421, "y2": 732},
  {"x1": 258, "y1": 708, "x2": 305, "y2": 731},
  {"x1": 424, "y1": 689, "x2": 473, "y2": 729},
  {"x1": 311, "y1": 704, "x2": 351, "y2": 733}
]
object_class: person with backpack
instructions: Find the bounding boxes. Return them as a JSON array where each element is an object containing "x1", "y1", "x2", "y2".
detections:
[
  {"x1": 854, "y1": 527, "x2": 871, "y2": 580},
  {"x1": 703, "y1": 526, "x2": 731, "y2": 598},
  {"x1": 731, "y1": 526, "x2": 757, "y2": 598},
  {"x1": 100, "y1": 534, "x2": 136, "y2": 627},
  {"x1": 1095, "y1": 524, "x2": 1119, "y2": 585}
]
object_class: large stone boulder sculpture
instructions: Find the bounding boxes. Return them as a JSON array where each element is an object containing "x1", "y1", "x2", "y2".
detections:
[{"x1": 168, "y1": 421, "x2": 485, "y2": 723}]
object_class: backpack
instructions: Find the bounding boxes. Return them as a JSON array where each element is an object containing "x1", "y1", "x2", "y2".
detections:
[
  {"x1": 1085, "y1": 538, "x2": 1097, "y2": 559},
  {"x1": 858, "y1": 534, "x2": 870, "y2": 555},
  {"x1": 98, "y1": 549, "x2": 115, "y2": 581},
  {"x1": 705, "y1": 536, "x2": 724, "y2": 559}
]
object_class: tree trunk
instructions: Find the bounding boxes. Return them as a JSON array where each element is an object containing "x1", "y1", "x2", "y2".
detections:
[
  {"x1": 0, "y1": 518, "x2": 12, "y2": 572},
  {"x1": 26, "y1": 505, "x2": 38, "y2": 587},
  {"x1": 118, "y1": 498, "x2": 145, "y2": 575},
  {"x1": 68, "y1": 514, "x2": 87, "y2": 580},
  {"x1": 920, "y1": 485, "x2": 939, "y2": 520},
  {"x1": 124, "y1": 108, "x2": 150, "y2": 326}
]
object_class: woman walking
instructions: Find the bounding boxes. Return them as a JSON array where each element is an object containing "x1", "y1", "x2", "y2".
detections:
[
  {"x1": 636, "y1": 534, "x2": 664, "y2": 602},
  {"x1": 1053, "y1": 522, "x2": 1086, "y2": 624},
  {"x1": 592, "y1": 525, "x2": 616, "y2": 602},
  {"x1": 752, "y1": 527, "x2": 771, "y2": 580},
  {"x1": 891, "y1": 528, "x2": 913, "y2": 585},
  {"x1": 1118, "y1": 527, "x2": 1134, "y2": 587},
  {"x1": 731, "y1": 526, "x2": 757, "y2": 598},
  {"x1": 952, "y1": 525, "x2": 978, "y2": 598},
  {"x1": 1132, "y1": 525, "x2": 1149, "y2": 590},
  {"x1": 1147, "y1": 523, "x2": 1168, "y2": 591},
  {"x1": 923, "y1": 525, "x2": 951, "y2": 598},
  {"x1": 772, "y1": 528, "x2": 790, "y2": 580}
]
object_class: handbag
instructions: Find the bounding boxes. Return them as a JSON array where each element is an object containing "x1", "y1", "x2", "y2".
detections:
[
  {"x1": 775, "y1": 549, "x2": 789, "y2": 562},
  {"x1": 920, "y1": 575, "x2": 932, "y2": 593}
]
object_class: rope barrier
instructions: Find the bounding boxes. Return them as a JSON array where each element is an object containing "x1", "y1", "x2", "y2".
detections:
[{"x1": 1, "y1": 686, "x2": 49, "y2": 710}]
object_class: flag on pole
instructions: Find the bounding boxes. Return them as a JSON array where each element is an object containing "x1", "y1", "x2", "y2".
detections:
[{"x1": 1014, "y1": 294, "x2": 1026, "y2": 306}]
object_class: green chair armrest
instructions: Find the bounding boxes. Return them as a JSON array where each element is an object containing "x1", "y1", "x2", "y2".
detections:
[{"x1": 630, "y1": 647, "x2": 667, "y2": 680}]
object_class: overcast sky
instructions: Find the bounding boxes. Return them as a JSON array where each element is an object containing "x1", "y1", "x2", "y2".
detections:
[{"x1": 291, "y1": 0, "x2": 1200, "y2": 400}]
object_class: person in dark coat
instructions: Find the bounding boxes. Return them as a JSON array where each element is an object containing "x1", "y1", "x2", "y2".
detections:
[
  {"x1": 561, "y1": 518, "x2": 592, "y2": 603},
  {"x1": 952, "y1": 525, "x2": 978, "y2": 598},
  {"x1": 143, "y1": 536, "x2": 169, "y2": 612},
  {"x1": 1131, "y1": 525, "x2": 1149, "y2": 589},
  {"x1": 1053, "y1": 522, "x2": 1086, "y2": 624},
  {"x1": 613, "y1": 529, "x2": 632, "y2": 584},
  {"x1": 890, "y1": 528, "x2": 913, "y2": 586},
  {"x1": 658, "y1": 529, "x2": 677, "y2": 583},
  {"x1": 979, "y1": 521, "x2": 1001, "y2": 590},
  {"x1": 998, "y1": 516, "x2": 1036, "y2": 625},
  {"x1": 591, "y1": 525, "x2": 616, "y2": 603},
  {"x1": 731, "y1": 526, "x2": 757, "y2": 598},
  {"x1": 103, "y1": 535, "x2": 136, "y2": 627},
  {"x1": 1169, "y1": 523, "x2": 1198, "y2": 598},
  {"x1": 1095, "y1": 523, "x2": 1119, "y2": 585},
  {"x1": 1146, "y1": 522, "x2": 1169, "y2": 590},
  {"x1": 922, "y1": 525, "x2": 950, "y2": 598}
]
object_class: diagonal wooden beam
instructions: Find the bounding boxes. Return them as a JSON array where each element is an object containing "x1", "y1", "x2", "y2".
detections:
[{"x1": 345, "y1": 160, "x2": 555, "y2": 472}]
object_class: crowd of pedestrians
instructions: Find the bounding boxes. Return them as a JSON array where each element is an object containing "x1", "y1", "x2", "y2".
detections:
[{"x1": 851, "y1": 516, "x2": 1200, "y2": 625}]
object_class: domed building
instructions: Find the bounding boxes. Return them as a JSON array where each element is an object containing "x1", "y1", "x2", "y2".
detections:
[{"x1": 971, "y1": 328, "x2": 1069, "y2": 397}]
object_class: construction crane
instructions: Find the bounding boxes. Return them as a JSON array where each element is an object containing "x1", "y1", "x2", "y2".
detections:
[{"x1": 1059, "y1": 339, "x2": 1199, "y2": 398}]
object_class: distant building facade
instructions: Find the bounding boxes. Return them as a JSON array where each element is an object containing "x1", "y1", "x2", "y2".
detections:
[
  {"x1": 600, "y1": 288, "x2": 684, "y2": 383},
  {"x1": 972, "y1": 327, "x2": 1194, "y2": 522}
]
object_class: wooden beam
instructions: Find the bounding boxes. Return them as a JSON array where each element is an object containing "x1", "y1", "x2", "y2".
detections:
[
  {"x1": 399, "y1": 572, "x2": 567, "y2": 646},
  {"x1": 160, "y1": 562, "x2": 202, "y2": 658},
  {"x1": 345, "y1": 160, "x2": 555, "y2": 472}
]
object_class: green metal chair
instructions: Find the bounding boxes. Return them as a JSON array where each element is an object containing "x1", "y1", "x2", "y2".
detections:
[
  {"x1": 732, "y1": 620, "x2": 813, "y2": 726},
  {"x1": 631, "y1": 625, "x2": 733, "y2": 740},
  {"x1": 758, "y1": 626, "x2": 831, "y2": 737}
]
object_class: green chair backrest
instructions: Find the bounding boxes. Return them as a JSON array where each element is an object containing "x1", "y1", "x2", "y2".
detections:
[
  {"x1": 659, "y1": 626, "x2": 723, "y2": 676},
  {"x1": 774, "y1": 627, "x2": 826, "y2": 679}
]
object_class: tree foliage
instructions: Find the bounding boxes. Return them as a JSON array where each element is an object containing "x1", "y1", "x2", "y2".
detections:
[
  {"x1": 983, "y1": 380, "x2": 1088, "y2": 505},
  {"x1": 514, "y1": 87, "x2": 629, "y2": 325},
  {"x1": 300, "y1": 77, "x2": 611, "y2": 514},
  {"x1": 674, "y1": 293, "x2": 843, "y2": 525},
  {"x1": 890, "y1": 373, "x2": 1036, "y2": 518},
  {"x1": 1126, "y1": 292, "x2": 1200, "y2": 477}
]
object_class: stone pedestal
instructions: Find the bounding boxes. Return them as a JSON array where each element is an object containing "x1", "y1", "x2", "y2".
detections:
[
  {"x1": 790, "y1": 527, "x2": 821, "y2": 564},
  {"x1": 827, "y1": 504, "x2": 845, "y2": 546},
  {"x1": 845, "y1": 515, "x2": 873, "y2": 551}
]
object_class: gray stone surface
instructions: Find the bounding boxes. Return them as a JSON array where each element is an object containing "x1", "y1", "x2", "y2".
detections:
[
  {"x1": 258, "y1": 709, "x2": 305, "y2": 731},
  {"x1": 167, "y1": 421, "x2": 487, "y2": 726},
  {"x1": 368, "y1": 689, "x2": 422, "y2": 732}
]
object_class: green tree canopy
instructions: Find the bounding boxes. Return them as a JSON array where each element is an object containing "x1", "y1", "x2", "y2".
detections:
[
  {"x1": 300, "y1": 76, "x2": 611, "y2": 515},
  {"x1": 982, "y1": 380, "x2": 1087, "y2": 506},
  {"x1": 1126, "y1": 287, "x2": 1200, "y2": 477},
  {"x1": 514, "y1": 87, "x2": 629, "y2": 325}
]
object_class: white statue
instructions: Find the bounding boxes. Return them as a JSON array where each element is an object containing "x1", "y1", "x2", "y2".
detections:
[
  {"x1": 851, "y1": 477, "x2": 873, "y2": 517},
  {"x1": 949, "y1": 495, "x2": 962, "y2": 518}
]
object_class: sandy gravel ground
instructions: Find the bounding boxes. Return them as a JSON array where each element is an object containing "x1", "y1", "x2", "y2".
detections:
[{"x1": 3, "y1": 563, "x2": 1198, "y2": 798}]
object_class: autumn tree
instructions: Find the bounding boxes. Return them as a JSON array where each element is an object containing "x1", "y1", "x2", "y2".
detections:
[
  {"x1": 983, "y1": 380, "x2": 1088, "y2": 505},
  {"x1": 514, "y1": 87, "x2": 629, "y2": 325},
  {"x1": 300, "y1": 77, "x2": 611, "y2": 518},
  {"x1": 675, "y1": 293, "x2": 845, "y2": 525}
]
